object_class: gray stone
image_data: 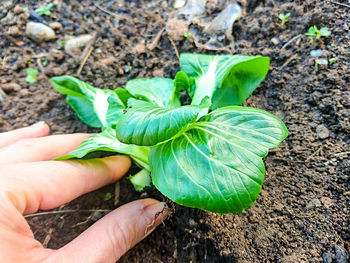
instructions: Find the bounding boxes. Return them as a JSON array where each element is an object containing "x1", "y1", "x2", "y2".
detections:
[
  {"x1": 316, "y1": 124, "x2": 330, "y2": 139},
  {"x1": 306, "y1": 198, "x2": 322, "y2": 209},
  {"x1": 26, "y1": 22, "x2": 56, "y2": 42},
  {"x1": 323, "y1": 252, "x2": 335, "y2": 263},
  {"x1": 271, "y1": 37, "x2": 280, "y2": 45},
  {"x1": 334, "y1": 245, "x2": 347, "y2": 263}
]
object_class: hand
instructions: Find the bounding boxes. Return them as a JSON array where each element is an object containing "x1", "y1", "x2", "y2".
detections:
[{"x1": 0, "y1": 122, "x2": 166, "y2": 263}]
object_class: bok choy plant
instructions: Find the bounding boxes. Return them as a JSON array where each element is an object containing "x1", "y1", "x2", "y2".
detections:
[{"x1": 51, "y1": 53, "x2": 288, "y2": 214}]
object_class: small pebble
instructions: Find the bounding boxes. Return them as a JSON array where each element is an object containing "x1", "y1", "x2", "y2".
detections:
[
  {"x1": 271, "y1": 37, "x2": 280, "y2": 45},
  {"x1": 132, "y1": 43, "x2": 147, "y2": 54},
  {"x1": 49, "y1": 22, "x2": 63, "y2": 31},
  {"x1": 65, "y1": 34, "x2": 93, "y2": 52},
  {"x1": 1, "y1": 83, "x2": 21, "y2": 93},
  {"x1": 26, "y1": 22, "x2": 56, "y2": 42},
  {"x1": 320, "y1": 197, "x2": 332, "y2": 208},
  {"x1": 306, "y1": 198, "x2": 322, "y2": 209},
  {"x1": 188, "y1": 218, "x2": 197, "y2": 228},
  {"x1": 316, "y1": 124, "x2": 330, "y2": 139},
  {"x1": 29, "y1": 11, "x2": 43, "y2": 23},
  {"x1": 13, "y1": 5, "x2": 24, "y2": 14},
  {"x1": 323, "y1": 252, "x2": 335, "y2": 263},
  {"x1": 334, "y1": 245, "x2": 347, "y2": 263},
  {"x1": 166, "y1": 19, "x2": 189, "y2": 41},
  {"x1": 8, "y1": 26, "x2": 20, "y2": 36},
  {"x1": 152, "y1": 68, "x2": 164, "y2": 77},
  {"x1": 174, "y1": 0, "x2": 186, "y2": 9}
]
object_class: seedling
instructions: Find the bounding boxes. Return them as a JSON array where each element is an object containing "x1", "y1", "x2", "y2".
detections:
[
  {"x1": 329, "y1": 58, "x2": 335, "y2": 64},
  {"x1": 35, "y1": 3, "x2": 54, "y2": 16},
  {"x1": 184, "y1": 31, "x2": 192, "y2": 39},
  {"x1": 51, "y1": 53, "x2": 288, "y2": 214},
  {"x1": 104, "y1": 192, "x2": 112, "y2": 201},
  {"x1": 25, "y1": 68, "x2": 38, "y2": 84},
  {"x1": 56, "y1": 40, "x2": 66, "y2": 50},
  {"x1": 278, "y1": 13, "x2": 290, "y2": 26},
  {"x1": 305, "y1": 26, "x2": 331, "y2": 43}
]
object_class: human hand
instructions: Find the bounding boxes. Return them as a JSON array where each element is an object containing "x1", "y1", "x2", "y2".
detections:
[{"x1": 0, "y1": 122, "x2": 166, "y2": 263}]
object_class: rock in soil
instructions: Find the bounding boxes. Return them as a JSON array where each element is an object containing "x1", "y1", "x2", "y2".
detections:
[
  {"x1": 334, "y1": 245, "x2": 347, "y2": 263},
  {"x1": 26, "y1": 22, "x2": 56, "y2": 42},
  {"x1": 64, "y1": 34, "x2": 93, "y2": 52},
  {"x1": 1, "y1": 83, "x2": 21, "y2": 93},
  {"x1": 166, "y1": 19, "x2": 189, "y2": 41},
  {"x1": 316, "y1": 124, "x2": 330, "y2": 139}
]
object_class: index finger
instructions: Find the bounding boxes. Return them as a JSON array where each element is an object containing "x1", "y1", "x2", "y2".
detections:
[{"x1": 0, "y1": 156, "x2": 132, "y2": 215}]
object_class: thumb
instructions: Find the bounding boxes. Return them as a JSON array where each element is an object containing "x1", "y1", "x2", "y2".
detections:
[{"x1": 45, "y1": 199, "x2": 167, "y2": 263}]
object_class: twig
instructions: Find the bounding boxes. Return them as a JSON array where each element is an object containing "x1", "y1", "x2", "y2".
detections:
[
  {"x1": 72, "y1": 214, "x2": 93, "y2": 228},
  {"x1": 94, "y1": 3, "x2": 128, "y2": 19},
  {"x1": 281, "y1": 34, "x2": 302, "y2": 50},
  {"x1": 168, "y1": 35, "x2": 180, "y2": 60},
  {"x1": 114, "y1": 181, "x2": 120, "y2": 206},
  {"x1": 36, "y1": 58, "x2": 48, "y2": 80},
  {"x1": 43, "y1": 228, "x2": 53, "y2": 247},
  {"x1": 327, "y1": 0, "x2": 350, "y2": 8},
  {"x1": 147, "y1": 28, "x2": 165, "y2": 51},
  {"x1": 333, "y1": 151, "x2": 350, "y2": 157},
  {"x1": 281, "y1": 54, "x2": 299, "y2": 69},
  {"x1": 24, "y1": 209, "x2": 110, "y2": 218},
  {"x1": 76, "y1": 46, "x2": 93, "y2": 76},
  {"x1": 305, "y1": 144, "x2": 325, "y2": 163}
]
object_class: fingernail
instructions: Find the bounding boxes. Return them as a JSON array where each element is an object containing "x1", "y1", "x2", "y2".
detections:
[
  {"x1": 144, "y1": 202, "x2": 168, "y2": 228},
  {"x1": 32, "y1": 121, "x2": 46, "y2": 127}
]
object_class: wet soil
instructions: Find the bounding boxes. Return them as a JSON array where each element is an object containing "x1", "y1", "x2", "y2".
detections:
[{"x1": 0, "y1": 0, "x2": 349, "y2": 262}]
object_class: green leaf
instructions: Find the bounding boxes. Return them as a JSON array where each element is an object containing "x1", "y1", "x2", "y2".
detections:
[
  {"x1": 56, "y1": 128, "x2": 150, "y2": 170},
  {"x1": 26, "y1": 68, "x2": 39, "y2": 77},
  {"x1": 174, "y1": 71, "x2": 196, "y2": 97},
  {"x1": 129, "y1": 169, "x2": 151, "y2": 191},
  {"x1": 51, "y1": 76, "x2": 126, "y2": 128},
  {"x1": 125, "y1": 78, "x2": 180, "y2": 108},
  {"x1": 179, "y1": 53, "x2": 270, "y2": 109},
  {"x1": 149, "y1": 106, "x2": 288, "y2": 213},
  {"x1": 115, "y1": 98, "x2": 205, "y2": 146}
]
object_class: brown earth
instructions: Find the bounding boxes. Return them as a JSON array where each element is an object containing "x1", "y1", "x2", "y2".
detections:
[{"x1": 0, "y1": 0, "x2": 349, "y2": 262}]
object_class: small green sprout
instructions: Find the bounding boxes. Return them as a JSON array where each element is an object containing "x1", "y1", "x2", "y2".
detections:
[
  {"x1": 56, "y1": 40, "x2": 66, "y2": 49},
  {"x1": 305, "y1": 26, "x2": 331, "y2": 43},
  {"x1": 25, "y1": 68, "x2": 39, "y2": 84},
  {"x1": 104, "y1": 192, "x2": 112, "y2": 201},
  {"x1": 35, "y1": 3, "x2": 54, "y2": 16},
  {"x1": 329, "y1": 58, "x2": 335, "y2": 64},
  {"x1": 184, "y1": 31, "x2": 192, "y2": 39},
  {"x1": 278, "y1": 13, "x2": 290, "y2": 26},
  {"x1": 42, "y1": 60, "x2": 48, "y2": 66}
]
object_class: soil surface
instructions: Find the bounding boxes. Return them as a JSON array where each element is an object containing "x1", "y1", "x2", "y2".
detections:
[{"x1": 1, "y1": 0, "x2": 349, "y2": 262}]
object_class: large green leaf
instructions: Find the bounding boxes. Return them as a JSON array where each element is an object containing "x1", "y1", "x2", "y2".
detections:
[
  {"x1": 179, "y1": 53, "x2": 270, "y2": 109},
  {"x1": 125, "y1": 78, "x2": 180, "y2": 108},
  {"x1": 149, "y1": 106, "x2": 288, "y2": 213},
  {"x1": 56, "y1": 128, "x2": 150, "y2": 170},
  {"x1": 51, "y1": 76, "x2": 126, "y2": 128},
  {"x1": 115, "y1": 98, "x2": 207, "y2": 146}
]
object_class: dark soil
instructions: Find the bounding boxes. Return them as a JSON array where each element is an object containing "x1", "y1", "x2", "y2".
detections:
[{"x1": 1, "y1": 0, "x2": 349, "y2": 262}]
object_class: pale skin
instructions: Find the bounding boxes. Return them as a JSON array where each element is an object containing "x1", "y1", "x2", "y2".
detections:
[{"x1": 0, "y1": 122, "x2": 166, "y2": 263}]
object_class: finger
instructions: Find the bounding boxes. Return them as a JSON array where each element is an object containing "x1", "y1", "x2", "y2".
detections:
[
  {"x1": 0, "y1": 156, "x2": 131, "y2": 214},
  {"x1": 0, "y1": 122, "x2": 50, "y2": 148},
  {"x1": 0, "y1": 133, "x2": 91, "y2": 164},
  {"x1": 45, "y1": 199, "x2": 167, "y2": 263}
]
